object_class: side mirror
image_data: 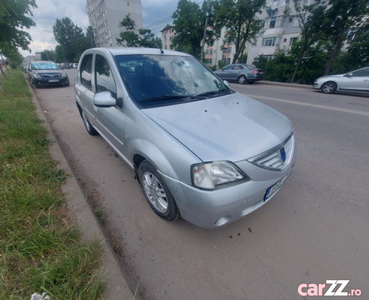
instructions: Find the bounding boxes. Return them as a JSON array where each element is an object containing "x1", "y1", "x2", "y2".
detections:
[
  {"x1": 345, "y1": 73, "x2": 353, "y2": 77},
  {"x1": 223, "y1": 80, "x2": 229, "y2": 86},
  {"x1": 93, "y1": 91, "x2": 117, "y2": 107}
]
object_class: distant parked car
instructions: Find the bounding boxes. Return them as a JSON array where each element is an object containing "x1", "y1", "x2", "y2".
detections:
[
  {"x1": 214, "y1": 64, "x2": 264, "y2": 84},
  {"x1": 61, "y1": 62, "x2": 72, "y2": 69},
  {"x1": 27, "y1": 61, "x2": 70, "y2": 88},
  {"x1": 73, "y1": 63, "x2": 78, "y2": 69},
  {"x1": 313, "y1": 67, "x2": 369, "y2": 94},
  {"x1": 74, "y1": 47, "x2": 295, "y2": 228}
]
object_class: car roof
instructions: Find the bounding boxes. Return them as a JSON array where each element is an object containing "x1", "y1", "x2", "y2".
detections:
[{"x1": 84, "y1": 47, "x2": 192, "y2": 57}]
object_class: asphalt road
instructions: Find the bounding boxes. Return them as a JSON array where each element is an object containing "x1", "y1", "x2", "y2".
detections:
[{"x1": 34, "y1": 70, "x2": 369, "y2": 300}]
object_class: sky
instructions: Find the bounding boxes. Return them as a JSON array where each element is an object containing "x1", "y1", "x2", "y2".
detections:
[{"x1": 20, "y1": 0, "x2": 182, "y2": 58}]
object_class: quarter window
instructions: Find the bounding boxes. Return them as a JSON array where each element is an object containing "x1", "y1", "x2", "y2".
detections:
[
  {"x1": 80, "y1": 54, "x2": 93, "y2": 90},
  {"x1": 95, "y1": 55, "x2": 117, "y2": 98}
]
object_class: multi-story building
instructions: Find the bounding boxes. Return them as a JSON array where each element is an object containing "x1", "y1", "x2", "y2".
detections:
[
  {"x1": 161, "y1": 25, "x2": 175, "y2": 50},
  {"x1": 86, "y1": 0, "x2": 143, "y2": 47},
  {"x1": 246, "y1": 0, "x2": 313, "y2": 65}
]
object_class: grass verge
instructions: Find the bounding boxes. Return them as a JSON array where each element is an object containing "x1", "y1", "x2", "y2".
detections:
[{"x1": 0, "y1": 70, "x2": 106, "y2": 299}]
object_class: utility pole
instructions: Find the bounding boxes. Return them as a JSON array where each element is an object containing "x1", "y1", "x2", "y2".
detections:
[{"x1": 201, "y1": 0, "x2": 211, "y2": 62}]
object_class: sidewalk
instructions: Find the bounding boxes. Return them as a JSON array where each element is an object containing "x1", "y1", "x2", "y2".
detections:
[{"x1": 28, "y1": 82, "x2": 137, "y2": 300}]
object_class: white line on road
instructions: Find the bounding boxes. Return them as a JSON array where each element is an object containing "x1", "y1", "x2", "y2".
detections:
[{"x1": 247, "y1": 94, "x2": 369, "y2": 117}]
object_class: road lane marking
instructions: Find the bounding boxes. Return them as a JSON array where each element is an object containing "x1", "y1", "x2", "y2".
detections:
[{"x1": 247, "y1": 94, "x2": 369, "y2": 117}]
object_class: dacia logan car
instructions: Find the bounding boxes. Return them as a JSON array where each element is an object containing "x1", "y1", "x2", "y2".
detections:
[{"x1": 74, "y1": 47, "x2": 296, "y2": 228}]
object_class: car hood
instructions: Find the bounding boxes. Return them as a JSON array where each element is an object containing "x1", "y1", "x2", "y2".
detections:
[
  {"x1": 143, "y1": 93, "x2": 293, "y2": 162},
  {"x1": 317, "y1": 74, "x2": 344, "y2": 80}
]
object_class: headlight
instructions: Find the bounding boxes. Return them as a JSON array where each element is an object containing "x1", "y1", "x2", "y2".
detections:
[
  {"x1": 191, "y1": 161, "x2": 248, "y2": 190},
  {"x1": 61, "y1": 73, "x2": 67, "y2": 78},
  {"x1": 33, "y1": 73, "x2": 41, "y2": 79}
]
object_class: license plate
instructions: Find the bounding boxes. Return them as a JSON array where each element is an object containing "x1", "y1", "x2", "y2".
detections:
[
  {"x1": 49, "y1": 79, "x2": 59, "y2": 82},
  {"x1": 264, "y1": 172, "x2": 291, "y2": 201}
]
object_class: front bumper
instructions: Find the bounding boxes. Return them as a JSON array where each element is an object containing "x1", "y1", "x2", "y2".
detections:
[
  {"x1": 313, "y1": 81, "x2": 321, "y2": 89},
  {"x1": 162, "y1": 158, "x2": 295, "y2": 229},
  {"x1": 33, "y1": 76, "x2": 68, "y2": 87}
]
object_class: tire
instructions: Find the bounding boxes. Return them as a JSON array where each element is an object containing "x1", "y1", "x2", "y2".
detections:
[
  {"x1": 238, "y1": 75, "x2": 246, "y2": 84},
  {"x1": 82, "y1": 110, "x2": 98, "y2": 135},
  {"x1": 64, "y1": 78, "x2": 70, "y2": 87},
  {"x1": 321, "y1": 81, "x2": 337, "y2": 94},
  {"x1": 138, "y1": 160, "x2": 179, "y2": 221}
]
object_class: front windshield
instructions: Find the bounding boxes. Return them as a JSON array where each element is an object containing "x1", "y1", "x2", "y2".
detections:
[
  {"x1": 114, "y1": 54, "x2": 230, "y2": 107},
  {"x1": 32, "y1": 62, "x2": 60, "y2": 70}
]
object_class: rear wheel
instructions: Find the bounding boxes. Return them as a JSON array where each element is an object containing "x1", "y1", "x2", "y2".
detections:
[
  {"x1": 238, "y1": 75, "x2": 246, "y2": 84},
  {"x1": 321, "y1": 81, "x2": 337, "y2": 94},
  {"x1": 138, "y1": 160, "x2": 179, "y2": 221},
  {"x1": 82, "y1": 110, "x2": 98, "y2": 135}
]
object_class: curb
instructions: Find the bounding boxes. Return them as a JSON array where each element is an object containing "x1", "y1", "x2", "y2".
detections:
[
  {"x1": 27, "y1": 81, "x2": 137, "y2": 300},
  {"x1": 257, "y1": 80, "x2": 313, "y2": 89}
]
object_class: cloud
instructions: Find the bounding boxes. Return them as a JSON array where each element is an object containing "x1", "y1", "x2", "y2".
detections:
[{"x1": 19, "y1": 0, "x2": 181, "y2": 58}]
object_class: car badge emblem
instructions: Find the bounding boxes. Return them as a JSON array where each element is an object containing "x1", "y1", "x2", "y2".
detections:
[{"x1": 280, "y1": 148, "x2": 286, "y2": 162}]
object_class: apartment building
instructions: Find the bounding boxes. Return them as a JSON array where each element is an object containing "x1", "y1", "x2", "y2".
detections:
[
  {"x1": 86, "y1": 0, "x2": 143, "y2": 47},
  {"x1": 161, "y1": 25, "x2": 175, "y2": 50},
  {"x1": 246, "y1": 0, "x2": 313, "y2": 65}
]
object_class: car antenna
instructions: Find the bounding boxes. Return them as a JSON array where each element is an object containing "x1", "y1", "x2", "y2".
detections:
[{"x1": 153, "y1": 39, "x2": 164, "y2": 54}]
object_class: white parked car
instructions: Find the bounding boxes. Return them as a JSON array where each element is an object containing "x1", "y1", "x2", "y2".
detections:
[
  {"x1": 74, "y1": 47, "x2": 296, "y2": 228},
  {"x1": 313, "y1": 67, "x2": 369, "y2": 94}
]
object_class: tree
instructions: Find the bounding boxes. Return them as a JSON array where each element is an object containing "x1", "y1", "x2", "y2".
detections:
[
  {"x1": 289, "y1": 0, "x2": 325, "y2": 82},
  {"x1": 315, "y1": 0, "x2": 369, "y2": 75},
  {"x1": 0, "y1": 0, "x2": 37, "y2": 52},
  {"x1": 172, "y1": 0, "x2": 219, "y2": 58},
  {"x1": 214, "y1": 0, "x2": 265, "y2": 64},
  {"x1": 53, "y1": 17, "x2": 87, "y2": 62},
  {"x1": 116, "y1": 15, "x2": 161, "y2": 48},
  {"x1": 86, "y1": 26, "x2": 96, "y2": 48}
]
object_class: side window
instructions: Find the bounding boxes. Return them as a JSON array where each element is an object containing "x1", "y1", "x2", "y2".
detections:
[
  {"x1": 351, "y1": 69, "x2": 369, "y2": 77},
  {"x1": 80, "y1": 54, "x2": 93, "y2": 90},
  {"x1": 223, "y1": 65, "x2": 233, "y2": 70},
  {"x1": 233, "y1": 65, "x2": 243, "y2": 70},
  {"x1": 95, "y1": 55, "x2": 117, "y2": 98}
]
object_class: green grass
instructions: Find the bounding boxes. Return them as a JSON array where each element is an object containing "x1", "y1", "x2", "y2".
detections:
[{"x1": 0, "y1": 70, "x2": 106, "y2": 299}]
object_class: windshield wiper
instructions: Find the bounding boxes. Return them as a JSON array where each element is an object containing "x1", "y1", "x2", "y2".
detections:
[
  {"x1": 140, "y1": 95, "x2": 190, "y2": 102},
  {"x1": 191, "y1": 89, "x2": 230, "y2": 99}
]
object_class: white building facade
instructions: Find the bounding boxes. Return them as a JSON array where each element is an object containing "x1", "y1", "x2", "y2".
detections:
[
  {"x1": 87, "y1": 0, "x2": 143, "y2": 47},
  {"x1": 246, "y1": 0, "x2": 314, "y2": 65}
]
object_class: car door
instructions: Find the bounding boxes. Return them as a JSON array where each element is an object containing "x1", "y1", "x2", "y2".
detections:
[
  {"x1": 92, "y1": 54, "x2": 127, "y2": 155},
  {"x1": 76, "y1": 54, "x2": 96, "y2": 125},
  {"x1": 228, "y1": 64, "x2": 244, "y2": 81},
  {"x1": 216, "y1": 65, "x2": 233, "y2": 80},
  {"x1": 340, "y1": 68, "x2": 369, "y2": 92}
]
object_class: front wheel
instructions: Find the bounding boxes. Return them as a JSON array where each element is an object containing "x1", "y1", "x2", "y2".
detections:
[
  {"x1": 321, "y1": 82, "x2": 337, "y2": 94},
  {"x1": 238, "y1": 75, "x2": 246, "y2": 84},
  {"x1": 138, "y1": 161, "x2": 179, "y2": 221},
  {"x1": 82, "y1": 110, "x2": 98, "y2": 135}
]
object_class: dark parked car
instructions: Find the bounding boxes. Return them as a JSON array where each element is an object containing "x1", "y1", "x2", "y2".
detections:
[
  {"x1": 214, "y1": 64, "x2": 264, "y2": 84},
  {"x1": 27, "y1": 61, "x2": 70, "y2": 88}
]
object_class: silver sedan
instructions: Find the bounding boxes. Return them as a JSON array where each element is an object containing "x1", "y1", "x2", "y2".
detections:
[
  {"x1": 214, "y1": 63, "x2": 264, "y2": 84},
  {"x1": 75, "y1": 47, "x2": 295, "y2": 228},
  {"x1": 313, "y1": 67, "x2": 369, "y2": 94}
]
